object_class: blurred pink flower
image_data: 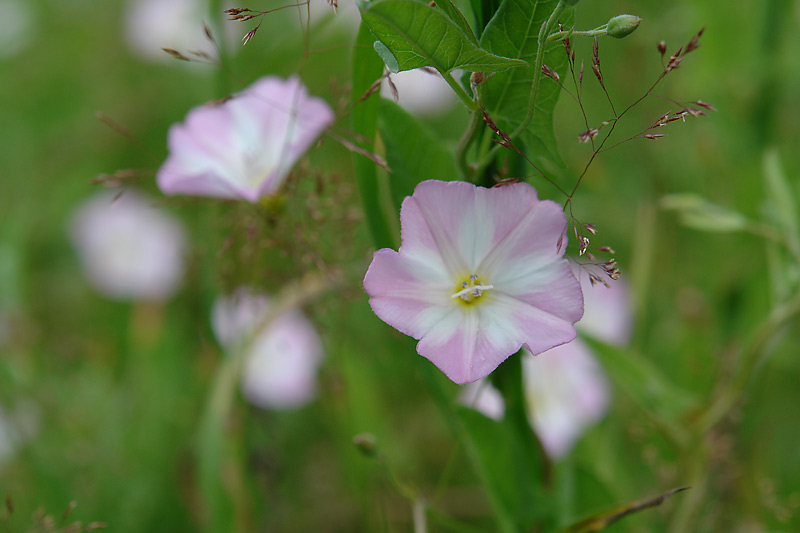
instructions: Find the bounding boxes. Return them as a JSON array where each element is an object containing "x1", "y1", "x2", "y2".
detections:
[
  {"x1": 70, "y1": 191, "x2": 186, "y2": 301},
  {"x1": 381, "y1": 68, "x2": 458, "y2": 116},
  {"x1": 363, "y1": 180, "x2": 583, "y2": 384},
  {"x1": 211, "y1": 289, "x2": 324, "y2": 410},
  {"x1": 461, "y1": 273, "x2": 630, "y2": 459},
  {"x1": 459, "y1": 380, "x2": 505, "y2": 421},
  {"x1": 522, "y1": 340, "x2": 609, "y2": 458},
  {"x1": 157, "y1": 76, "x2": 334, "y2": 202},
  {"x1": 578, "y1": 272, "x2": 632, "y2": 345}
]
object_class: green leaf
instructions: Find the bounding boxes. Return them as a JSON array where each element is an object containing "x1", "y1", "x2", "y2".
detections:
[
  {"x1": 763, "y1": 149, "x2": 799, "y2": 239},
  {"x1": 559, "y1": 486, "x2": 690, "y2": 533},
  {"x1": 479, "y1": 0, "x2": 572, "y2": 168},
  {"x1": 582, "y1": 336, "x2": 698, "y2": 426},
  {"x1": 378, "y1": 99, "x2": 461, "y2": 211},
  {"x1": 352, "y1": 23, "x2": 397, "y2": 249},
  {"x1": 660, "y1": 193, "x2": 751, "y2": 233},
  {"x1": 458, "y1": 406, "x2": 552, "y2": 531},
  {"x1": 433, "y1": 0, "x2": 479, "y2": 45},
  {"x1": 358, "y1": 0, "x2": 526, "y2": 74},
  {"x1": 373, "y1": 40, "x2": 399, "y2": 72}
]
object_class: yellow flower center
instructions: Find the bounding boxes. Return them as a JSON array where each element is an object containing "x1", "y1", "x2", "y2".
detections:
[{"x1": 451, "y1": 274, "x2": 493, "y2": 305}]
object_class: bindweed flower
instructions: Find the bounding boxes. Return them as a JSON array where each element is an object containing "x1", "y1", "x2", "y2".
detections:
[
  {"x1": 70, "y1": 191, "x2": 186, "y2": 301},
  {"x1": 579, "y1": 271, "x2": 631, "y2": 345},
  {"x1": 211, "y1": 289, "x2": 324, "y2": 410},
  {"x1": 458, "y1": 380, "x2": 505, "y2": 421},
  {"x1": 157, "y1": 76, "x2": 334, "y2": 203},
  {"x1": 364, "y1": 180, "x2": 584, "y2": 384},
  {"x1": 461, "y1": 272, "x2": 630, "y2": 458},
  {"x1": 521, "y1": 339, "x2": 610, "y2": 458},
  {"x1": 381, "y1": 68, "x2": 458, "y2": 116}
]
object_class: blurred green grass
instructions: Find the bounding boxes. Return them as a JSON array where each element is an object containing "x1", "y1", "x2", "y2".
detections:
[{"x1": 1, "y1": 0, "x2": 799, "y2": 531}]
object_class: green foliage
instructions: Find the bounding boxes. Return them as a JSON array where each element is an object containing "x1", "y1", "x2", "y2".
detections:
[
  {"x1": 660, "y1": 193, "x2": 751, "y2": 232},
  {"x1": 351, "y1": 23, "x2": 397, "y2": 250},
  {"x1": 377, "y1": 99, "x2": 461, "y2": 212},
  {"x1": 478, "y1": 0, "x2": 573, "y2": 169},
  {"x1": 358, "y1": 0, "x2": 525, "y2": 74},
  {"x1": 3, "y1": 0, "x2": 800, "y2": 531}
]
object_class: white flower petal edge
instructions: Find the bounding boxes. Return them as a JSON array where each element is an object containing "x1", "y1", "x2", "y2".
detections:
[
  {"x1": 157, "y1": 76, "x2": 334, "y2": 202},
  {"x1": 364, "y1": 180, "x2": 584, "y2": 384}
]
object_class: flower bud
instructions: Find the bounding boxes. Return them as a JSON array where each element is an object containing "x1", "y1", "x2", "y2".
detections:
[{"x1": 606, "y1": 14, "x2": 641, "y2": 39}]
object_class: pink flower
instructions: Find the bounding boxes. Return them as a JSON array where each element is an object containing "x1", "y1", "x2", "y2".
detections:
[
  {"x1": 522, "y1": 341, "x2": 609, "y2": 458},
  {"x1": 461, "y1": 273, "x2": 630, "y2": 458},
  {"x1": 70, "y1": 191, "x2": 186, "y2": 301},
  {"x1": 363, "y1": 180, "x2": 584, "y2": 384},
  {"x1": 157, "y1": 76, "x2": 334, "y2": 202},
  {"x1": 211, "y1": 289, "x2": 324, "y2": 410},
  {"x1": 459, "y1": 380, "x2": 505, "y2": 421},
  {"x1": 579, "y1": 272, "x2": 632, "y2": 345}
]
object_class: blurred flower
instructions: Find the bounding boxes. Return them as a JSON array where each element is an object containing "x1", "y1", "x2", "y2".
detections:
[
  {"x1": 212, "y1": 289, "x2": 324, "y2": 410},
  {"x1": 521, "y1": 340, "x2": 610, "y2": 458},
  {"x1": 458, "y1": 380, "x2": 505, "y2": 421},
  {"x1": 460, "y1": 273, "x2": 630, "y2": 459},
  {"x1": 157, "y1": 76, "x2": 334, "y2": 202},
  {"x1": 125, "y1": 0, "x2": 214, "y2": 62},
  {"x1": 381, "y1": 68, "x2": 458, "y2": 116},
  {"x1": 579, "y1": 272, "x2": 632, "y2": 345},
  {"x1": 364, "y1": 180, "x2": 583, "y2": 384},
  {"x1": 70, "y1": 190, "x2": 186, "y2": 301},
  {"x1": 0, "y1": 0, "x2": 34, "y2": 59}
]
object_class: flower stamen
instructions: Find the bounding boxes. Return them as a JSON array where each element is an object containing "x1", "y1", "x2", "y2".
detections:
[{"x1": 451, "y1": 274, "x2": 494, "y2": 302}]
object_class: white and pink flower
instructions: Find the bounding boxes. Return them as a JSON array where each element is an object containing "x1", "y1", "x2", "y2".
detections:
[
  {"x1": 70, "y1": 190, "x2": 186, "y2": 301},
  {"x1": 157, "y1": 76, "x2": 334, "y2": 202},
  {"x1": 521, "y1": 339, "x2": 610, "y2": 459},
  {"x1": 364, "y1": 180, "x2": 584, "y2": 384},
  {"x1": 211, "y1": 289, "x2": 324, "y2": 410},
  {"x1": 461, "y1": 272, "x2": 631, "y2": 459}
]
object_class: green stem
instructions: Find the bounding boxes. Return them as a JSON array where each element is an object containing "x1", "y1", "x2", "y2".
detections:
[
  {"x1": 442, "y1": 70, "x2": 478, "y2": 111},
  {"x1": 456, "y1": 110, "x2": 482, "y2": 180},
  {"x1": 546, "y1": 25, "x2": 608, "y2": 44}
]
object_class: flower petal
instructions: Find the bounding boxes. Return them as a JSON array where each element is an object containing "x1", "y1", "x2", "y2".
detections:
[{"x1": 364, "y1": 248, "x2": 453, "y2": 340}]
